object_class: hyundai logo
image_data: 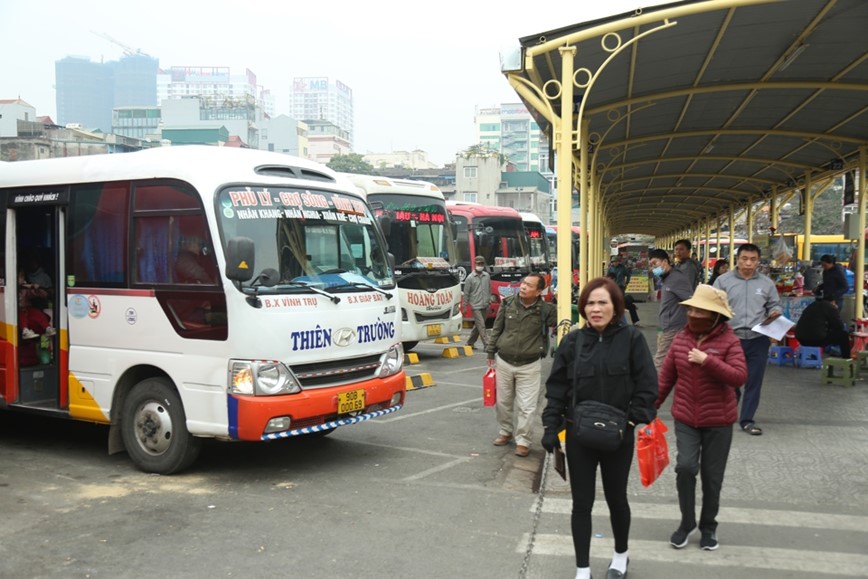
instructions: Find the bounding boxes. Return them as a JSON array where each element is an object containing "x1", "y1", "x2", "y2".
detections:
[{"x1": 333, "y1": 327, "x2": 357, "y2": 347}]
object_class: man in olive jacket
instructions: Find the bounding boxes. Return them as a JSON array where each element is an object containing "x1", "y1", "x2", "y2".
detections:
[
  {"x1": 487, "y1": 272, "x2": 557, "y2": 457},
  {"x1": 464, "y1": 255, "x2": 492, "y2": 348}
]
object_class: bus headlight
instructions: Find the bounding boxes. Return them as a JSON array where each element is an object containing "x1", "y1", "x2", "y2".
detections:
[
  {"x1": 452, "y1": 303, "x2": 461, "y2": 317},
  {"x1": 229, "y1": 360, "x2": 302, "y2": 396},
  {"x1": 377, "y1": 343, "x2": 404, "y2": 378}
]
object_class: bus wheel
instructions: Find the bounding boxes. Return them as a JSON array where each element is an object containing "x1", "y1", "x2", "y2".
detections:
[
  {"x1": 121, "y1": 378, "x2": 202, "y2": 475},
  {"x1": 402, "y1": 341, "x2": 418, "y2": 352}
]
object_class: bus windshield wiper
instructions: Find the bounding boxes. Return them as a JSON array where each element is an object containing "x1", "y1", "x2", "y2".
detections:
[
  {"x1": 328, "y1": 281, "x2": 393, "y2": 299},
  {"x1": 275, "y1": 280, "x2": 341, "y2": 304}
]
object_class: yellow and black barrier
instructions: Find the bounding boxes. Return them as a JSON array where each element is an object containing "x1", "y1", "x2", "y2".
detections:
[
  {"x1": 404, "y1": 352, "x2": 420, "y2": 365},
  {"x1": 405, "y1": 373, "x2": 435, "y2": 391},
  {"x1": 442, "y1": 345, "x2": 474, "y2": 359}
]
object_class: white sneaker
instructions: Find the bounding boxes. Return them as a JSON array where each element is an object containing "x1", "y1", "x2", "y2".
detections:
[
  {"x1": 21, "y1": 328, "x2": 38, "y2": 339},
  {"x1": 44, "y1": 327, "x2": 57, "y2": 337}
]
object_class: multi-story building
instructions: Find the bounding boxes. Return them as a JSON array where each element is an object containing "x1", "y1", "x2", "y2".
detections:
[
  {"x1": 305, "y1": 119, "x2": 351, "y2": 165},
  {"x1": 473, "y1": 103, "x2": 549, "y2": 173},
  {"x1": 455, "y1": 153, "x2": 551, "y2": 222},
  {"x1": 55, "y1": 54, "x2": 158, "y2": 133},
  {"x1": 363, "y1": 150, "x2": 438, "y2": 170},
  {"x1": 290, "y1": 77, "x2": 353, "y2": 147},
  {"x1": 112, "y1": 106, "x2": 161, "y2": 140},
  {"x1": 260, "y1": 115, "x2": 308, "y2": 158},
  {"x1": 157, "y1": 66, "x2": 272, "y2": 115},
  {"x1": 160, "y1": 97, "x2": 263, "y2": 149},
  {"x1": 55, "y1": 57, "x2": 114, "y2": 131}
]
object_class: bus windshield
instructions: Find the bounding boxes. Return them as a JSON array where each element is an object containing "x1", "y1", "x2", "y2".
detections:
[
  {"x1": 524, "y1": 222, "x2": 549, "y2": 268},
  {"x1": 368, "y1": 193, "x2": 455, "y2": 267},
  {"x1": 217, "y1": 186, "x2": 393, "y2": 290},
  {"x1": 474, "y1": 217, "x2": 530, "y2": 268}
]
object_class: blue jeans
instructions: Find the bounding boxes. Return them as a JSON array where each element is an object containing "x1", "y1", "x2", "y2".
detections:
[{"x1": 738, "y1": 336, "x2": 770, "y2": 426}]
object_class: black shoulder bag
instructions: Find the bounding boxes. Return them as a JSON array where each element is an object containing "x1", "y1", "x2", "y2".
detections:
[{"x1": 568, "y1": 328, "x2": 628, "y2": 452}]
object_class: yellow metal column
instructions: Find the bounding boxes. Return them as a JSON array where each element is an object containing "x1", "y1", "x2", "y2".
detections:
[
  {"x1": 746, "y1": 199, "x2": 754, "y2": 244},
  {"x1": 704, "y1": 220, "x2": 711, "y2": 282},
  {"x1": 857, "y1": 148, "x2": 867, "y2": 319},
  {"x1": 770, "y1": 187, "x2": 778, "y2": 231},
  {"x1": 729, "y1": 208, "x2": 736, "y2": 266},
  {"x1": 579, "y1": 118, "x2": 590, "y2": 293},
  {"x1": 802, "y1": 172, "x2": 813, "y2": 266},
  {"x1": 556, "y1": 46, "x2": 577, "y2": 334}
]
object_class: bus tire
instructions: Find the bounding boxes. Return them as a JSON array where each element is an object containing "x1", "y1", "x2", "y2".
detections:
[
  {"x1": 121, "y1": 377, "x2": 202, "y2": 475},
  {"x1": 402, "y1": 341, "x2": 418, "y2": 351}
]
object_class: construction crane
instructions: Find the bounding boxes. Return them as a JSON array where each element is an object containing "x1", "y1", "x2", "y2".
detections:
[{"x1": 91, "y1": 31, "x2": 154, "y2": 59}]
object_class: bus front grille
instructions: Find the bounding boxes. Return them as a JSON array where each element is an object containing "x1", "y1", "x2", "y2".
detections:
[
  {"x1": 293, "y1": 354, "x2": 382, "y2": 389},
  {"x1": 414, "y1": 310, "x2": 452, "y2": 323}
]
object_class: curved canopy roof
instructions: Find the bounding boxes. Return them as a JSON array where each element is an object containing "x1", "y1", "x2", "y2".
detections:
[{"x1": 504, "y1": 0, "x2": 868, "y2": 237}]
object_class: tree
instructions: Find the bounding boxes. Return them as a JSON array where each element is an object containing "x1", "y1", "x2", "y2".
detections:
[
  {"x1": 327, "y1": 153, "x2": 376, "y2": 175},
  {"x1": 460, "y1": 144, "x2": 508, "y2": 165}
]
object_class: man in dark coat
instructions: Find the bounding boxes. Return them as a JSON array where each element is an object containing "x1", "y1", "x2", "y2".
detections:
[
  {"x1": 819, "y1": 254, "x2": 848, "y2": 311},
  {"x1": 795, "y1": 295, "x2": 850, "y2": 358}
]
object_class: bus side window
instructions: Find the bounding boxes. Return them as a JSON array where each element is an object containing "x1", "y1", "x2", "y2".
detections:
[
  {"x1": 132, "y1": 181, "x2": 218, "y2": 286},
  {"x1": 68, "y1": 183, "x2": 129, "y2": 285}
]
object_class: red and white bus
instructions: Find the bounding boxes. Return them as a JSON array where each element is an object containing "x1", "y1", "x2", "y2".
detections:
[
  {"x1": 520, "y1": 212, "x2": 553, "y2": 300},
  {"x1": 696, "y1": 237, "x2": 748, "y2": 269},
  {"x1": 0, "y1": 146, "x2": 405, "y2": 473},
  {"x1": 446, "y1": 201, "x2": 531, "y2": 324}
]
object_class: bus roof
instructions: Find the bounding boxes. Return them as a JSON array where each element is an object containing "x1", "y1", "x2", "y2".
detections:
[
  {"x1": 546, "y1": 225, "x2": 581, "y2": 235},
  {"x1": 445, "y1": 201, "x2": 522, "y2": 219},
  {"x1": 340, "y1": 173, "x2": 444, "y2": 201},
  {"x1": 519, "y1": 212, "x2": 544, "y2": 225},
  {"x1": 0, "y1": 146, "x2": 357, "y2": 198}
]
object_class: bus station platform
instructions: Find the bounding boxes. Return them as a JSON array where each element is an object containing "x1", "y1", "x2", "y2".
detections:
[{"x1": 529, "y1": 299, "x2": 868, "y2": 578}]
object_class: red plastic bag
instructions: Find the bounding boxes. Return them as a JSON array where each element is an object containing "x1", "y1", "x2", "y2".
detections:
[
  {"x1": 483, "y1": 368, "x2": 496, "y2": 407},
  {"x1": 636, "y1": 418, "x2": 670, "y2": 487}
]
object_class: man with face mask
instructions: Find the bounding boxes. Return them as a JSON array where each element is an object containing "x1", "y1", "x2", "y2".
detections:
[
  {"x1": 464, "y1": 255, "x2": 492, "y2": 349},
  {"x1": 712, "y1": 244, "x2": 782, "y2": 436},
  {"x1": 648, "y1": 249, "x2": 694, "y2": 369}
]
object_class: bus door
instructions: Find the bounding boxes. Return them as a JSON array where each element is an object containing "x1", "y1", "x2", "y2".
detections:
[{"x1": 10, "y1": 192, "x2": 65, "y2": 409}]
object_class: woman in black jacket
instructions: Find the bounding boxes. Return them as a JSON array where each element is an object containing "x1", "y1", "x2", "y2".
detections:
[{"x1": 542, "y1": 277, "x2": 658, "y2": 579}]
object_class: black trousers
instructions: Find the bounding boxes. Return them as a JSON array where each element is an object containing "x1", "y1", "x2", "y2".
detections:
[
  {"x1": 621, "y1": 288, "x2": 639, "y2": 324},
  {"x1": 565, "y1": 426, "x2": 635, "y2": 567},
  {"x1": 674, "y1": 421, "x2": 733, "y2": 533}
]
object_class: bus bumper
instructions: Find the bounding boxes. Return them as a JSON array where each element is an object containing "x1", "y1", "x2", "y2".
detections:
[{"x1": 227, "y1": 372, "x2": 406, "y2": 441}]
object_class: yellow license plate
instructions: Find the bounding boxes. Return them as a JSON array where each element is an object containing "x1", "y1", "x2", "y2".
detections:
[
  {"x1": 426, "y1": 324, "x2": 442, "y2": 337},
  {"x1": 338, "y1": 389, "x2": 365, "y2": 414}
]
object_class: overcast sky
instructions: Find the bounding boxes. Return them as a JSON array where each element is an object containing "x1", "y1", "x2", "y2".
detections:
[{"x1": 2, "y1": 0, "x2": 669, "y2": 165}]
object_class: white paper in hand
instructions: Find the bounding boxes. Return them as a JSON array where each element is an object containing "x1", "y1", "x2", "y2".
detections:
[{"x1": 751, "y1": 316, "x2": 795, "y2": 342}]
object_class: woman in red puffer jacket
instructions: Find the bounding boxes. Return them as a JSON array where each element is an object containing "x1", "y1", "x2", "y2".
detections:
[{"x1": 657, "y1": 284, "x2": 747, "y2": 553}]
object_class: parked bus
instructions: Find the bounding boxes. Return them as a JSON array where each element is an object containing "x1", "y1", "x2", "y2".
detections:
[
  {"x1": 696, "y1": 237, "x2": 748, "y2": 269},
  {"x1": 446, "y1": 201, "x2": 531, "y2": 324},
  {"x1": 0, "y1": 146, "x2": 405, "y2": 474},
  {"x1": 546, "y1": 225, "x2": 580, "y2": 299},
  {"x1": 780, "y1": 234, "x2": 854, "y2": 265},
  {"x1": 343, "y1": 174, "x2": 461, "y2": 351},
  {"x1": 520, "y1": 212, "x2": 553, "y2": 300}
]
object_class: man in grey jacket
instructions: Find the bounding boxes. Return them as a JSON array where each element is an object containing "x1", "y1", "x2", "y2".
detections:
[
  {"x1": 713, "y1": 243, "x2": 782, "y2": 436},
  {"x1": 463, "y1": 255, "x2": 491, "y2": 348},
  {"x1": 649, "y1": 248, "x2": 694, "y2": 369}
]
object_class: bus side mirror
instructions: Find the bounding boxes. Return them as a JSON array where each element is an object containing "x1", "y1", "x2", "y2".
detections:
[
  {"x1": 387, "y1": 252, "x2": 396, "y2": 270},
  {"x1": 451, "y1": 221, "x2": 458, "y2": 237},
  {"x1": 377, "y1": 215, "x2": 392, "y2": 238},
  {"x1": 225, "y1": 237, "x2": 255, "y2": 282}
]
